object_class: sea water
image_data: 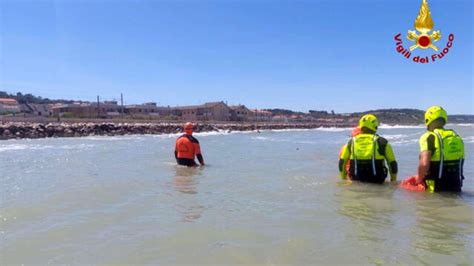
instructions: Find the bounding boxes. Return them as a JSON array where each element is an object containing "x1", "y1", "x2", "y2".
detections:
[{"x1": 1, "y1": 125, "x2": 473, "y2": 264}]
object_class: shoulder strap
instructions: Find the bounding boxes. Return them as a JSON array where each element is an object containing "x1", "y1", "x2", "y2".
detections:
[
  {"x1": 186, "y1": 135, "x2": 199, "y2": 144},
  {"x1": 371, "y1": 135, "x2": 377, "y2": 176}
]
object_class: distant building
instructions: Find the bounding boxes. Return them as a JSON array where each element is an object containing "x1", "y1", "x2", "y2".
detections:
[
  {"x1": 52, "y1": 103, "x2": 91, "y2": 117},
  {"x1": 230, "y1": 105, "x2": 252, "y2": 122},
  {"x1": 0, "y1": 98, "x2": 21, "y2": 114},
  {"x1": 125, "y1": 103, "x2": 172, "y2": 118},
  {"x1": 250, "y1": 109, "x2": 272, "y2": 122},
  {"x1": 175, "y1": 101, "x2": 231, "y2": 121},
  {"x1": 272, "y1": 115, "x2": 289, "y2": 123},
  {"x1": 23, "y1": 103, "x2": 53, "y2": 117},
  {"x1": 52, "y1": 101, "x2": 120, "y2": 117}
]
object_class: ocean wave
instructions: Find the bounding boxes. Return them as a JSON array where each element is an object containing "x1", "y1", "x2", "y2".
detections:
[
  {"x1": 379, "y1": 124, "x2": 425, "y2": 129},
  {"x1": 465, "y1": 136, "x2": 474, "y2": 143},
  {"x1": 448, "y1": 123, "x2": 474, "y2": 127},
  {"x1": 390, "y1": 139, "x2": 419, "y2": 145},
  {"x1": 250, "y1": 127, "x2": 351, "y2": 133},
  {"x1": 313, "y1": 127, "x2": 352, "y2": 132},
  {"x1": 382, "y1": 134, "x2": 408, "y2": 140},
  {"x1": 83, "y1": 135, "x2": 147, "y2": 141},
  {"x1": 193, "y1": 131, "x2": 232, "y2": 137},
  {"x1": 0, "y1": 143, "x2": 95, "y2": 152},
  {"x1": 0, "y1": 144, "x2": 30, "y2": 152},
  {"x1": 250, "y1": 136, "x2": 321, "y2": 145},
  {"x1": 165, "y1": 128, "x2": 338, "y2": 137},
  {"x1": 252, "y1": 136, "x2": 270, "y2": 140},
  {"x1": 263, "y1": 128, "x2": 312, "y2": 132}
]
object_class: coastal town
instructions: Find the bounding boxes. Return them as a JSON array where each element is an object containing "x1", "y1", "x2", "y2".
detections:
[
  {"x1": 1, "y1": 95, "x2": 299, "y2": 122},
  {"x1": 0, "y1": 92, "x2": 342, "y2": 123},
  {"x1": 1, "y1": 92, "x2": 473, "y2": 123},
  {"x1": 1, "y1": 92, "x2": 473, "y2": 140}
]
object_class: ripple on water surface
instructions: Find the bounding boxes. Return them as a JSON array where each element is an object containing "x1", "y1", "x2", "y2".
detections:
[{"x1": 0, "y1": 126, "x2": 473, "y2": 264}]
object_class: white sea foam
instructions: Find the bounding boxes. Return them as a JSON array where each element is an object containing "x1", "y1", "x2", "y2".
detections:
[
  {"x1": 266, "y1": 128, "x2": 312, "y2": 132},
  {"x1": 193, "y1": 131, "x2": 230, "y2": 137},
  {"x1": 390, "y1": 139, "x2": 419, "y2": 145},
  {"x1": 252, "y1": 127, "x2": 351, "y2": 133},
  {"x1": 59, "y1": 144, "x2": 96, "y2": 150},
  {"x1": 83, "y1": 135, "x2": 145, "y2": 141},
  {"x1": 448, "y1": 123, "x2": 474, "y2": 127},
  {"x1": 380, "y1": 134, "x2": 407, "y2": 140},
  {"x1": 313, "y1": 127, "x2": 351, "y2": 132},
  {"x1": 379, "y1": 124, "x2": 425, "y2": 129},
  {"x1": 0, "y1": 143, "x2": 95, "y2": 152},
  {"x1": 465, "y1": 136, "x2": 474, "y2": 143},
  {"x1": 252, "y1": 136, "x2": 270, "y2": 140},
  {"x1": 0, "y1": 144, "x2": 29, "y2": 152},
  {"x1": 251, "y1": 136, "x2": 320, "y2": 145},
  {"x1": 251, "y1": 136, "x2": 281, "y2": 143}
]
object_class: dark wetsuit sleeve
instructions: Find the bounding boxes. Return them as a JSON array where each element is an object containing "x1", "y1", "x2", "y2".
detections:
[
  {"x1": 378, "y1": 137, "x2": 398, "y2": 181},
  {"x1": 189, "y1": 136, "x2": 204, "y2": 165},
  {"x1": 338, "y1": 159, "x2": 345, "y2": 173},
  {"x1": 197, "y1": 154, "x2": 204, "y2": 165},
  {"x1": 174, "y1": 138, "x2": 179, "y2": 160},
  {"x1": 427, "y1": 135, "x2": 435, "y2": 154},
  {"x1": 420, "y1": 133, "x2": 435, "y2": 154}
]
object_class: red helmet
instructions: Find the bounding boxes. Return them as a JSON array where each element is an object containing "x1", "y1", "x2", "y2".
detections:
[{"x1": 184, "y1": 122, "x2": 193, "y2": 134}]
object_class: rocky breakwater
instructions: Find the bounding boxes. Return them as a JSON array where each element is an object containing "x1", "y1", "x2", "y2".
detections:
[
  {"x1": 0, "y1": 122, "x2": 352, "y2": 140},
  {"x1": 0, "y1": 122, "x2": 216, "y2": 140}
]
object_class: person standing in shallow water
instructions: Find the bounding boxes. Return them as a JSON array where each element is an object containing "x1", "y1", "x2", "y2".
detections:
[
  {"x1": 338, "y1": 114, "x2": 398, "y2": 183},
  {"x1": 416, "y1": 106, "x2": 465, "y2": 192},
  {"x1": 175, "y1": 122, "x2": 205, "y2": 167}
]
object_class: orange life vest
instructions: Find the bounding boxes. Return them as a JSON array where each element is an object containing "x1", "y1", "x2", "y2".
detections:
[{"x1": 175, "y1": 134, "x2": 201, "y2": 159}]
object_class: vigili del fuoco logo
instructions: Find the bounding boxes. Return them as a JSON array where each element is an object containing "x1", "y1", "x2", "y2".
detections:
[{"x1": 394, "y1": 0, "x2": 454, "y2": 64}]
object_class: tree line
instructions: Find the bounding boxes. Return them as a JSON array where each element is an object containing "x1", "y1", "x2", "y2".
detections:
[{"x1": 0, "y1": 91, "x2": 73, "y2": 104}]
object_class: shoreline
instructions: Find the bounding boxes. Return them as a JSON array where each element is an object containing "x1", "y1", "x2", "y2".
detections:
[
  {"x1": 2, "y1": 121, "x2": 471, "y2": 140},
  {"x1": 1, "y1": 121, "x2": 359, "y2": 140}
]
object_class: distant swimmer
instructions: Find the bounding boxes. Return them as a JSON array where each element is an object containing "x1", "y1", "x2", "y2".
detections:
[
  {"x1": 338, "y1": 114, "x2": 398, "y2": 184},
  {"x1": 415, "y1": 106, "x2": 465, "y2": 192},
  {"x1": 175, "y1": 122, "x2": 205, "y2": 167}
]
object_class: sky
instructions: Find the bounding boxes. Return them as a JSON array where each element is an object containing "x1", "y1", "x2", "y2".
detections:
[{"x1": 0, "y1": 0, "x2": 472, "y2": 114}]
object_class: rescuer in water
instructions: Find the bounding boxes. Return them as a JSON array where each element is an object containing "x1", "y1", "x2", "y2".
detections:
[
  {"x1": 338, "y1": 114, "x2": 398, "y2": 183},
  {"x1": 175, "y1": 122, "x2": 205, "y2": 167},
  {"x1": 415, "y1": 106, "x2": 465, "y2": 192}
]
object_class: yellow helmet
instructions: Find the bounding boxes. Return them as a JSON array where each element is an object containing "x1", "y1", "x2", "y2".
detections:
[
  {"x1": 424, "y1": 106, "x2": 447, "y2": 126},
  {"x1": 359, "y1": 114, "x2": 379, "y2": 132}
]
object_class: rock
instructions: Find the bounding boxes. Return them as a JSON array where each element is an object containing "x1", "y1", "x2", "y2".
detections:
[{"x1": 0, "y1": 121, "x2": 356, "y2": 140}]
